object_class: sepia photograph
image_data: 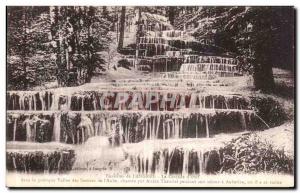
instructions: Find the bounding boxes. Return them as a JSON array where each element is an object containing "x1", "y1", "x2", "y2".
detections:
[{"x1": 5, "y1": 5, "x2": 295, "y2": 188}]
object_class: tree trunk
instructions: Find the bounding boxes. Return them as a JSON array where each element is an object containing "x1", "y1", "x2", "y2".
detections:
[
  {"x1": 252, "y1": 31, "x2": 275, "y2": 92},
  {"x1": 135, "y1": 8, "x2": 142, "y2": 70},
  {"x1": 22, "y1": 7, "x2": 28, "y2": 90},
  {"x1": 118, "y1": 6, "x2": 126, "y2": 50},
  {"x1": 86, "y1": 26, "x2": 93, "y2": 83},
  {"x1": 253, "y1": 61, "x2": 275, "y2": 92},
  {"x1": 168, "y1": 7, "x2": 176, "y2": 26},
  {"x1": 51, "y1": 7, "x2": 67, "y2": 87}
]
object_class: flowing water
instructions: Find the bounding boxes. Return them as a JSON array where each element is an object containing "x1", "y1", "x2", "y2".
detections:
[{"x1": 6, "y1": 14, "x2": 267, "y2": 175}]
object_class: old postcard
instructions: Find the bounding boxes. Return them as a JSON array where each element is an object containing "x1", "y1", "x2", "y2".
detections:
[{"x1": 6, "y1": 6, "x2": 295, "y2": 188}]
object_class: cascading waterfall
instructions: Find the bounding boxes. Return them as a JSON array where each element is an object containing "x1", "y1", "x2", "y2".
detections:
[
  {"x1": 132, "y1": 144, "x2": 213, "y2": 175},
  {"x1": 6, "y1": 149, "x2": 75, "y2": 173},
  {"x1": 7, "y1": 90, "x2": 253, "y2": 112},
  {"x1": 135, "y1": 23, "x2": 241, "y2": 77},
  {"x1": 7, "y1": 108, "x2": 266, "y2": 145},
  {"x1": 6, "y1": 12, "x2": 276, "y2": 175},
  {"x1": 13, "y1": 118, "x2": 17, "y2": 141},
  {"x1": 180, "y1": 62, "x2": 239, "y2": 77}
]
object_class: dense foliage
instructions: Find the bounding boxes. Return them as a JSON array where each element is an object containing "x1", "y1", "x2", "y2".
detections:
[
  {"x1": 178, "y1": 6, "x2": 294, "y2": 92},
  {"x1": 219, "y1": 134, "x2": 293, "y2": 174},
  {"x1": 7, "y1": 6, "x2": 112, "y2": 89},
  {"x1": 7, "y1": 6, "x2": 294, "y2": 92},
  {"x1": 7, "y1": 7, "x2": 55, "y2": 90}
]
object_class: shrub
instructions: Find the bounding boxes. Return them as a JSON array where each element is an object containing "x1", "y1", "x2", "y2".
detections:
[{"x1": 219, "y1": 134, "x2": 293, "y2": 174}]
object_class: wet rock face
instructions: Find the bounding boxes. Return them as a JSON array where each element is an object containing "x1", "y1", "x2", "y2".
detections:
[
  {"x1": 6, "y1": 114, "x2": 54, "y2": 142},
  {"x1": 6, "y1": 150, "x2": 75, "y2": 173},
  {"x1": 7, "y1": 91, "x2": 54, "y2": 111},
  {"x1": 205, "y1": 150, "x2": 221, "y2": 174}
]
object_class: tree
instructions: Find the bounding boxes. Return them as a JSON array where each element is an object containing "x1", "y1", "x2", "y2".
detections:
[
  {"x1": 193, "y1": 6, "x2": 294, "y2": 92},
  {"x1": 7, "y1": 6, "x2": 55, "y2": 90},
  {"x1": 7, "y1": 7, "x2": 33, "y2": 90},
  {"x1": 229, "y1": 7, "x2": 294, "y2": 91},
  {"x1": 82, "y1": 6, "x2": 111, "y2": 83},
  {"x1": 7, "y1": 6, "x2": 112, "y2": 90},
  {"x1": 50, "y1": 6, "x2": 68, "y2": 86},
  {"x1": 49, "y1": 6, "x2": 111, "y2": 84},
  {"x1": 167, "y1": 6, "x2": 176, "y2": 26}
]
